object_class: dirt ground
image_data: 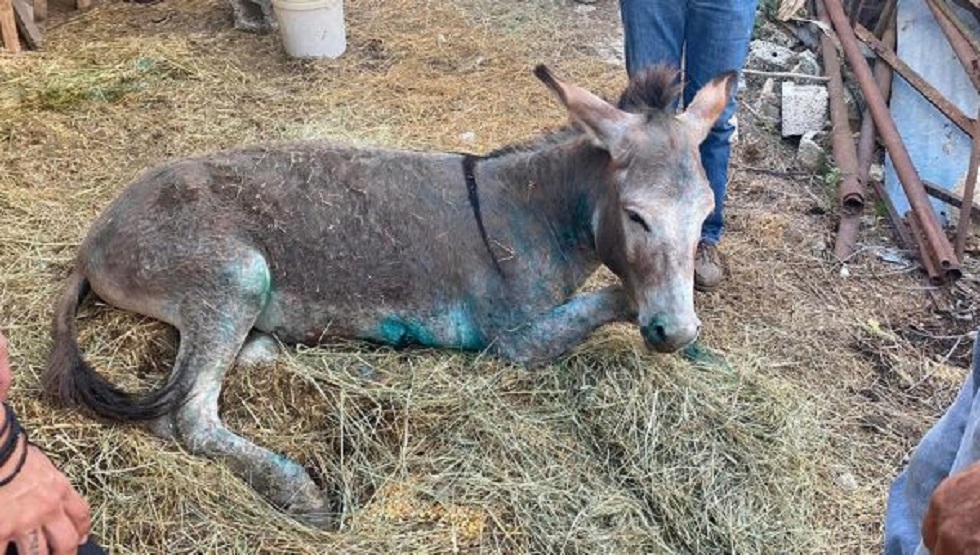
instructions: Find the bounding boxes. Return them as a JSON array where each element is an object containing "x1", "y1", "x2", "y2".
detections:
[{"x1": 1, "y1": 0, "x2": 978, "y2": 553}]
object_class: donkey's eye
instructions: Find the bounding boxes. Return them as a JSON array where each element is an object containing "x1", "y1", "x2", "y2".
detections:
[{"x1": 626, "y1": 210, "x2": 651, "y2": 233}]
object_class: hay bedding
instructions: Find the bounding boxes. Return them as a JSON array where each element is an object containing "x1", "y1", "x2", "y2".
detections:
[{"x1": 0, "y1": 0, "x2": 975, "y2": 552}]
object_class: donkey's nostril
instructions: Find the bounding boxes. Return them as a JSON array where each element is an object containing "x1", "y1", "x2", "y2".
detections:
[
  {"x1": 641, "y1": 314, "x2": 700, "y2": 353},
  {"x1": 641, "y1": 315, "x2": 670, "y2": 344}
]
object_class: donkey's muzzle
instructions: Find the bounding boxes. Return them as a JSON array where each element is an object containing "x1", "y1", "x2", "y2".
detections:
[{"x1": 640, "y1": 314, "x2": 700, "y2": 353}]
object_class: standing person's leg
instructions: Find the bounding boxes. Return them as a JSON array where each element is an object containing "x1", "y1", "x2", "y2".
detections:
[
  {"x1": 684, "y1": 0, "x2": 757, "y2": 289},
  {"x1": 619, "y1": 0, "x2": 685, "y2": 79}
]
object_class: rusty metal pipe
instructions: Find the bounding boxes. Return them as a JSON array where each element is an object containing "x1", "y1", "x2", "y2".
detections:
[
  {"x1": 906, "y1": 212, "x2": 943, "y2": 282},
  {"x1": 817, "y1": 0, "x2": 863, "y2": 215},
  {"x1": 956, "y1": 110, "x2": 980, "y2": 258},
  {"x1": 823, "y1": 0, "x2": 961, "y2": 280},
  {"x1": 857, "y1": 19, "x2": 895, "y2": 187},
  {"x1": 875, "y1": 180, "x2": 916, "y2": 250},
  {"x1": 926, "y1": 0, "x2": 980, "y2": 91},
  {"x1": 859, "y1": 15, "x2": 920, "y2": 256},
  {"x1": 860, "y1": 13, "x2": 939, "y2": 269},
  {"x1": 854, "y1": 22, "x2": 976, "y2": 139},
  {"x1": 873, "y1": 0, "x2": 897, "y2": 37},
  {"x1": 928, "y1": 0, "x2": 980, "y2": 62},
  {"x1": 816, "y1": 0, "x2": 864, "y2": 260},
  {"x1": 857, "y1": 13, "x2": 915, "y2": 257}
]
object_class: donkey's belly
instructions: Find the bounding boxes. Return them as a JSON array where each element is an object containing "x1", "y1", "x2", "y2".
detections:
[{"x1": 255, "y1": 291, "x2": 488, "y2": 351}]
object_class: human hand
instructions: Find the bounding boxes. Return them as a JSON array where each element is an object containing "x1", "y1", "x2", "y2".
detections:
[
  {"x1": 922, "y1": 460, "x2": 980, "y2": 554},
  {"x1": 0, "y1": 332, "x2": 11, "y2": 401},
  {"x1": 0, "y1": 440, "x2": 92, "y2": 555}
]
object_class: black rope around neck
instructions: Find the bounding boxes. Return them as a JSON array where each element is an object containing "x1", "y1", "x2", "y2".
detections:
[{"x1": 461, "y1": 154, "x2": 503, "y2": 275}]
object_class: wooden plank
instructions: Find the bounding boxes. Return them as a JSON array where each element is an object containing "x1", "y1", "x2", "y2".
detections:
[
  {"x1": 0, "y1": 0, "x2": 20, "y2": 53},
  {"x1": 11, "y1": 0, "x2": 40, "y2": 49}
]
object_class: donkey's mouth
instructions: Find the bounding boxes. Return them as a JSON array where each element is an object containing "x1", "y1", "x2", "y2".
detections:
[
  {"x1": 643, "y1": 336, "x2": 696, "y2": 354},
  {"x1": 640, "y1": 319, "x2": 701, "y2": 353}
]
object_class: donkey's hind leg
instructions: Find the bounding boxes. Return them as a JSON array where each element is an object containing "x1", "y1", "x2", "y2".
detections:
[{"x1": 171, "y1": 254, "x2": 330, "y2": 526}]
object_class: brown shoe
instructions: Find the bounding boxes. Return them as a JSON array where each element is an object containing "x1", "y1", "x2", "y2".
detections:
[{"x1": 694, "y1": 242, "x2": 725, "y2": 292}]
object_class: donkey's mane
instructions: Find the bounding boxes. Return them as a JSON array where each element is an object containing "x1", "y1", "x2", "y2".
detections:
[
  {"x1": 481, "y1": 65, "x2": 681, "y2": 160},
  {"x1": 481, "y1": 126, "x2": 581, "y2": 160},
  {"x1": 616, "y1": 64, "x2": 682, "y2": 116}
]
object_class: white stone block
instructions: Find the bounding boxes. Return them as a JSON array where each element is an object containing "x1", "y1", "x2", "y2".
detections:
[{"x1": 781, "y1": 81, "x2": 829, "y2": 137}]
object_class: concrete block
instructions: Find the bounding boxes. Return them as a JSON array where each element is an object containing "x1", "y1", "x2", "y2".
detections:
[
  {"x1": 747, "y1": 40, "x2": 796, "y2": 72},
  {"x1": 781, "y1": 81, "x2": 828, "y2": 137}
]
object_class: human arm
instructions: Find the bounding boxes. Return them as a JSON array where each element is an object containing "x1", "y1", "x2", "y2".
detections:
[
  {"x1": 0, "y1": 331, "x2": 93, "y2": 555},
  {"x1": 922, "y1": 460, "x2": 980, "y2": 554}
]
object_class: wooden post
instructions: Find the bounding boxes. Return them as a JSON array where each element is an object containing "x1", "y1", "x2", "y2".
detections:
[
  {"x1": 12, "y1": 0, "x2": 40, "y2": 49},
  {"x1": 0, "y1": 0, "x2": 20, "y2": 54}
]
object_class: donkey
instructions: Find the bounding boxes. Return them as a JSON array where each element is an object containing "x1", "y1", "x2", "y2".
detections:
[{"x1": 45, "y1": 65, "x2": 733, "y2": 523}]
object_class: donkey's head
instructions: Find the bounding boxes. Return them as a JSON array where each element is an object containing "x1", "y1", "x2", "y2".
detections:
[{"x1": 535, "y1": 65, "x2": 734, "y2": 353}]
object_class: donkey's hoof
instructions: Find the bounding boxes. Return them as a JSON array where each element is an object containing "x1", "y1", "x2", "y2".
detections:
[
  {"x1": 236, "y1": 332, "x2": 280, "y2": 368},
  {"x1": 284, "y1": 492, "x2": 337, "y2": 529}
]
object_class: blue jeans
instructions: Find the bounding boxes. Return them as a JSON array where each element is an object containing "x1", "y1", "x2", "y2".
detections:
[
  {"x1": 620, "y1": 0, "x2": 757, "y2": 244},
  {"x1": 885, "y1": 331, "x2": 980, "y2": 554}
]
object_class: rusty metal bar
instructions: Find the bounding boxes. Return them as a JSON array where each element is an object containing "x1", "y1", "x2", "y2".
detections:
[
  {"x1": 926, "y1": 0, "x2": 980, "y2": 91},
  {"x1": 926, "y1": 0, "x2": 980, "y2": 262},
  {"x1": 860, "y1": 12, "x2": 919, "y2": 254},
  {"x1": 857, "y1": 18, "x2": 895, "y2": 187},
  {"x1": 860, "y1": 11, "x2": 930, "y2": 261},
  {"x1": 873, "y1": 0, "x2": 897, "y2": 37},
  {"x1": 816, "y1": 0, "x2": 864, "y2": 260},
  {"x1": 824, "y1": 0, "x2": 961, "y2": 280},
  {"x1": 906, "y1": 212, "x2": 944, "y2": 282},
  {"x1": 859, "y1": 13, "x2": 917, "y2": 255},
  {"x1": 956, "y1": 110, "x2": 980, "y2": 258},
  {"x1": 855, "y1": 23, "x2": 976, "y2": 138},
  {"x1": 836, "y1": 218, "x2": 861, "y2": 260},
  {"x1": 818, "y1": 0, "x2": 863, "y2": 214},
  {"x1": 929, "y1": 0, "x2": 980, "y2": 59},
  {"x1": 874, "y1": 180, "x2": 917, "y2": 250},
  {"x1": 924, "y1": 179, "x2": 980, "y2": 221}
]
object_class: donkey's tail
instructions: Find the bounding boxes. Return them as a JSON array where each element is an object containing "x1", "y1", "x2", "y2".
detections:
[{"x1": 44, "y1": 270, "x2": 177, "y2": 421}]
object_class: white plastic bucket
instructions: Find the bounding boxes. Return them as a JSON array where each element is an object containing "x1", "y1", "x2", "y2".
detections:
[{"x1": 272, "y1": 0, "x2": 347, "y2": 59}]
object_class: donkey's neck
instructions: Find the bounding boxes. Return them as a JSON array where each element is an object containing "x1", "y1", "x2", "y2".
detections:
[{"x1": 479, "y1": 133, "x2": 608, "y2": 278}]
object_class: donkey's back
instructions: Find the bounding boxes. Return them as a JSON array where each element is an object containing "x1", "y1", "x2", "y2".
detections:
[{"x1": 81, "y1": 143, "x2": 514, "y2": 346}]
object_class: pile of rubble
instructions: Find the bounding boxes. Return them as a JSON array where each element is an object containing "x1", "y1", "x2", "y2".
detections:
[
  {"x1": 744, "y1": 19, "x2": 845, "y2": 171},
  {"x1": 746, "y1": 0, "x2": 980, "y2": 286}
]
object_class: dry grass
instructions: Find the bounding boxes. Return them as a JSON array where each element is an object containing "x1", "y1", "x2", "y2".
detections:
[{"x1": 0, "y1": 0, "x2": 976, "y2": 552}]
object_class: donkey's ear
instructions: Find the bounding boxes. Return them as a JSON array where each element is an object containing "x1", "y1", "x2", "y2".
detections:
[
  {"x1": 678, "y1": 71, "x2": 737, "y2": 143},
  {"x1": 534, "y1": 65, "x2": 637, "y2": 155}
]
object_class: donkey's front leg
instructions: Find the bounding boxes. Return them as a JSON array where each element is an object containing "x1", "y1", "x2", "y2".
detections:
[{"x1": 491, "y1": 286, "x2": 634, "y2": 365}]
